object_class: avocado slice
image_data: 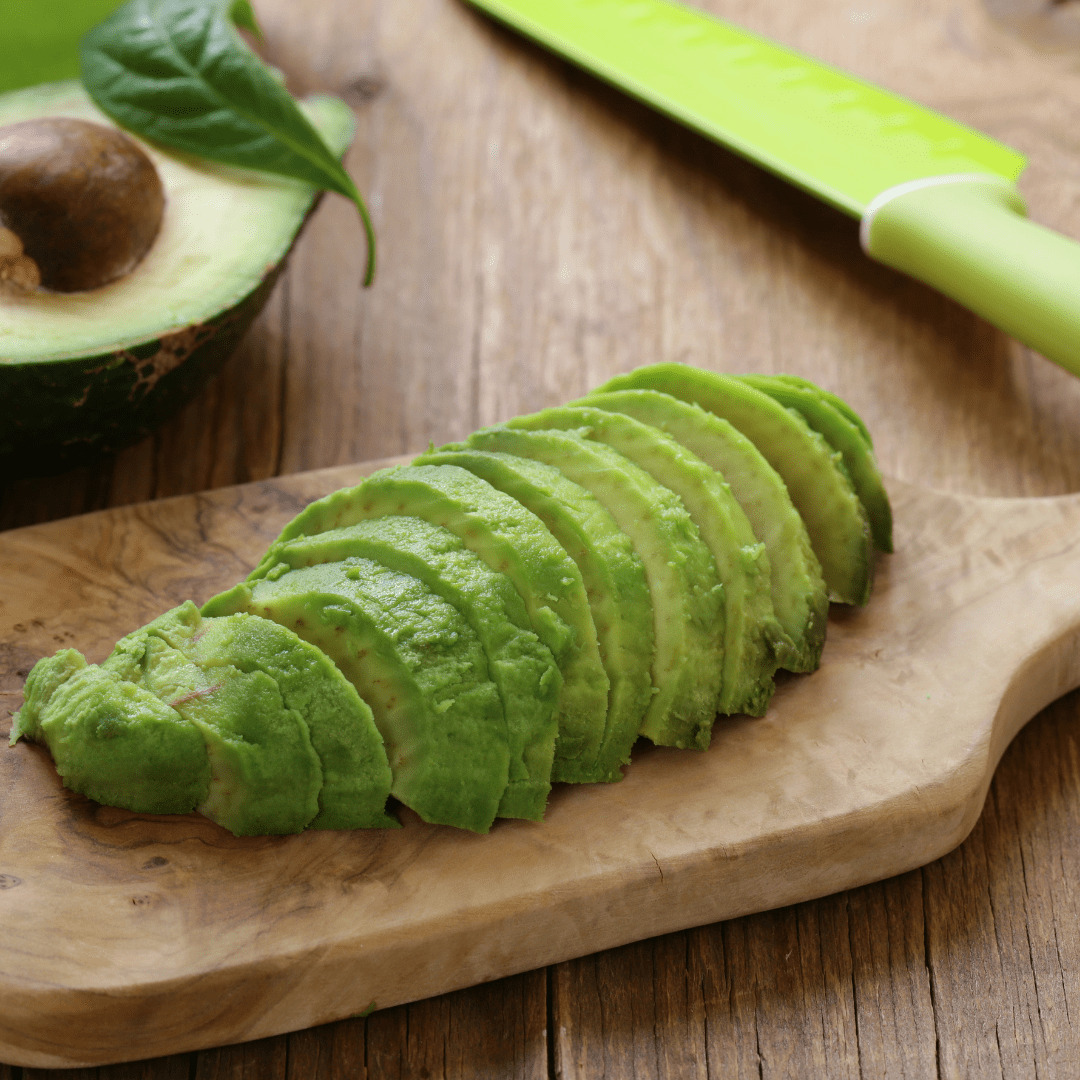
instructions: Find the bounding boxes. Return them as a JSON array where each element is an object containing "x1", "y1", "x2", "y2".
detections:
[
  {"x1": 415, "y1": 446, "x2": 653, "y2": 780},
  {"x1": 463, "y1": 425, "x2": 725, "y2": 751},
  {"x1": 578, "y1": 388, "x2": 828, "y2": 673},
  {"x1": 0, "y1": 80, "x2": 355, "y2": 477},
  {"x1": 765, "y1": 374, "x2": 874, "y2": 449},
  {"x1": 597, "y1": 364, "x2": 874, "y2": 606},
  {"x1": 251, "y1": 516, "x2": 560, "y2": 821},
  {"x1": 145, "y1": 603, "x2": 397, "y2": 831},
  {"x1": 737, "y1": 374, "x2": 892, "y2": 553},
  {"x1": 250, "y1": 464, "x2": 611, "y2": 784},
  {"x1": 508, "y1": 404, "x2": 782, "y2": 717},
  {"x1": 103, "y1": 624, "x2": 324, "y2": 836},
  {"x1": 212, "y1": 558, "x2": 510, "y2": 833},
  {"x1": 10, "y1": 648, "x2": 212, "y2": 815}
]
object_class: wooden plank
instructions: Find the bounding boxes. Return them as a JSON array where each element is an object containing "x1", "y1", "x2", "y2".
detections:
[{"x1": 5, "y1": 470, "x2": 1080, "y2": 1067}]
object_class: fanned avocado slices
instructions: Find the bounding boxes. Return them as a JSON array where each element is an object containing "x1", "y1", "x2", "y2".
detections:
[
  {"x1": 148, "y1": 603, "x2": 397, "y2": 831},
  {"x1": 10, "y1": 648, "x2": 212, "y2": 816},
  {"x1": 251, "y1": 464, "x2": 610, "y2": 786},
  {"x1": 250, "y1": 516, "x2": 560, "y2": 821},
  {"x1": 737, "y1": 374, "x2": 892, "y2": 553},
  {"x1": 578, "y1": 388, "x2": 827, "y2": 673},
  {"x1": 597, "y1": 364, "x2": 874, "y2": 607},
  {"x1": 104, "y1": 624, "x2": 324, "y2": 836},
  {"x1": 510, "y1": 404, "x2": 782, "y2": 717},
  {"x1": 464, "y1": 425, "x2": 725, "y2": 751},
  {"x1": 416, "y1": 446, "x2": 653, "y2": 781},
  {"x1": 214, "y1": 558, "x2": 510, "y2": 834}
]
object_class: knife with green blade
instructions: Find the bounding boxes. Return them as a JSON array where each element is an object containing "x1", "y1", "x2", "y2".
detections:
[{"x1": 465, "y1": 0, "x2": 1080, "y2": 376}]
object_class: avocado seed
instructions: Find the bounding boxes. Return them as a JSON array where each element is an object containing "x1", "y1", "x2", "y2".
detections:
[{"x1": 0, "y1": 117, "x2": 165, "y2": 293}]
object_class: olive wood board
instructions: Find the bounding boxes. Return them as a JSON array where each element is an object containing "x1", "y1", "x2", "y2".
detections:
[{"x1": 1, "y1": 458, "x2": 1077, "y2": 1069}]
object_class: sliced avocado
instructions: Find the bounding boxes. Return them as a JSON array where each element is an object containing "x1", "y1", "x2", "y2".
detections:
[
  {"x1": 511, "y1": 404, "x2": 781, "y2": 717},
  {"x1": 0, "y1": 80, "x2": 355, "y2": 477},
  {"x1": 146, "y1": 602, "x2": 397, "y2": 831},
  {"x1": 768, "y1": 374, "x2": 874, "y2": 448},
  {"x1": 104, "y1": 625, "x2": 323, "y2": 836},
  {"x1": 597, "y1": 364, "x2": 874, "y2": 606},
  {"x1": 578, "y1": 388, "x2": 828, "y2": 673},
  {"x1": 10, "y1": 649, "x2": 211, "y2": 815},
  {"x1": 253, "y1": 516, "x2": 559, "y2": 821},
  {"x1": 219, "y1": 558, "x2": 510, "y2": 833},
  {"x1": 415, "y1": 446, "x2": 653, "y2": 780},
  {"x1": 250, "y1": 464, "x2": 610, "y2": 784},
  {"x1": 464, "y1": 425, "x2": 725, "y2": 751},
  {"x1": 738, "y1": 374, "x2": 892, "y2": 553}
]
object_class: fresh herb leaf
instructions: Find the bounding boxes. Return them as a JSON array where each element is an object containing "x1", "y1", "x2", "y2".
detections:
[{"x1": 80, "y1": 0, "x2": 376, "y2": 284}]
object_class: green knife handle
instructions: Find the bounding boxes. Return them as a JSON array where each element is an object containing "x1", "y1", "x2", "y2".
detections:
[{"x1": 863, "y1": 176, "x2": 1080, "y2": 376}]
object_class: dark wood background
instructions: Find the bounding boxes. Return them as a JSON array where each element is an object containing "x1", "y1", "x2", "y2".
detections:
[{"x1": 5, "y1": 0, "x2": 1080, "y2": 1074}]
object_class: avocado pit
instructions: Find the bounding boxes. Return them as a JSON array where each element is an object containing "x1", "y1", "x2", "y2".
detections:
[{"x1": 0, "y1": 117, "x2": 164, "y2": 293}]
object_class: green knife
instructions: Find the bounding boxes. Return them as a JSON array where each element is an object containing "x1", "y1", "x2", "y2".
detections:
[{"x1": 465, "y1": 0, "x2": 1080, "y2": 376}]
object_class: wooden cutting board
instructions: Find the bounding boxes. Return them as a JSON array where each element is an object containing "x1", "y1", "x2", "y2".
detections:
[{"x1": 2, "y1": 460, "x2": 1079, "y2": 1068}]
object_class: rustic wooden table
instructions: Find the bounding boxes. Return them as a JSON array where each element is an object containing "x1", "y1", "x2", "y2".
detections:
[{"x1": 5, "y1": 0, "x2": 1080, "y2": 1075}]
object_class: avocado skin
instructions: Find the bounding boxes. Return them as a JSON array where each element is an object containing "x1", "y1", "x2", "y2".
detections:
[{"x1": 0, "y1": 241, "x2": 287, "y2": 478}]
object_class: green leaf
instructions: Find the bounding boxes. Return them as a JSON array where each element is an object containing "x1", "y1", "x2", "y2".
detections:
[
  {"x1": 80, "y1": 0, "x2": 375, "y2": 284},
  {"x1": 0, "y1": 0, "x2": 127, "y2": 94}
]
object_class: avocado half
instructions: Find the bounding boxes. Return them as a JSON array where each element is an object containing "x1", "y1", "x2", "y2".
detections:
[{"x1": 0, "y1": 81, "x2": 355, "y2": 478}]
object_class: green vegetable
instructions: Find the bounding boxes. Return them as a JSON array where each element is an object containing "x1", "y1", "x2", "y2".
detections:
[{"x1": 79, "y1": 0, "x2": 376, "y2": 284}]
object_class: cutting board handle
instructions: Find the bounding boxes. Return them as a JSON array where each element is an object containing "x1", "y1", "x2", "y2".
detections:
[{"x1": 862, "y1": 175, "x2": 1080, "y2": 376}]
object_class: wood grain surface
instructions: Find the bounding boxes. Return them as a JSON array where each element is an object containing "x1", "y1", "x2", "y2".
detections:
[
  {"x1": 5, "y1": 469, "x2": 1080, "y2": 1069},
  {"x1": 4, "y1": 0, "x2": 1080, "y2": 1074}
]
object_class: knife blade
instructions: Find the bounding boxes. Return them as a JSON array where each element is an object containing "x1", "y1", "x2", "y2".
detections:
[{"x1": 465, "y1": 0, "x2": 1080, "y2": 377}]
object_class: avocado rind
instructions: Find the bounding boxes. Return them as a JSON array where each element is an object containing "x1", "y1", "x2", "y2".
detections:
[
  {"x1": 11, "y1": 650, "x2": 212, "y2": 815},
  {"x1": 737, "y1": 374, "x2": 892, "y2": 553},
  {"x1": 597, "y1": 364, "x2": 874, "y2": 607},
  {"x1": 464, "y1": 425, "x2": 725, "y2": 751},
  {"x1": 146, "y1": 603, "x2": 397, "y2": 831},
  {"x1": 516, "y1": 403, "x2": 781, "y2": 717},
  {"x1": 253, "y1": 464, "x2": 609, "y2": 784},
  {"x1": 254, "y1": 516, "x2": 559, "y2": 821},
  {"x1": 580, "y1": 388, "x2": 828, "y2": 673},
  {"x1": 232, "y1": 558, "x2": 511, "y2": 834},
  {"x1": 416, "y1": 446, "x2": 653, "y2": 780}
]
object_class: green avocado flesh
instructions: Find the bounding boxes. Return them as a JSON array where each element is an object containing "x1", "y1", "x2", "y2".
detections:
[
  {"x1": 218, "y1": 559, "x2": 510, "y2": 834},
  {"x1": 148, "y1": 603, "x2": 397, "y2": 831},
  {"x1": 577, "y1": 388, "x2": 828, "y2": 674},
  {"x1": 597, "y1": 364, "x2": 874, "y2": 607},
  {"x1": 12, "y1": 370, "x2": 891, "y2": 834},
  {"x1": 0, "y1": 81, "x2": 355, "y2": 475},
  {"x1": 737, "y1": 374, "x2": 893, "y2": 553},
  {"x1": 463, "y1": 425, "x2": 725, "y2": 751},
  {"x1": 11, "y1": 648, "x2": 212, "y2": 815},
  {"x1": 11, "y1": 604, "x2": 396, "y2": 834},
  {"x1": 415, "y1": 447, "x2": 653, "y2": 781},
  {"x1": 250, "y1": 515, "x2": 560, "y2": 821},
  {"x1": 250, "y1": 464, "x2": 611, "y2": 784},
  {"x1": 508, "y1": 405, "x2": 782, "y2": 717}
]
